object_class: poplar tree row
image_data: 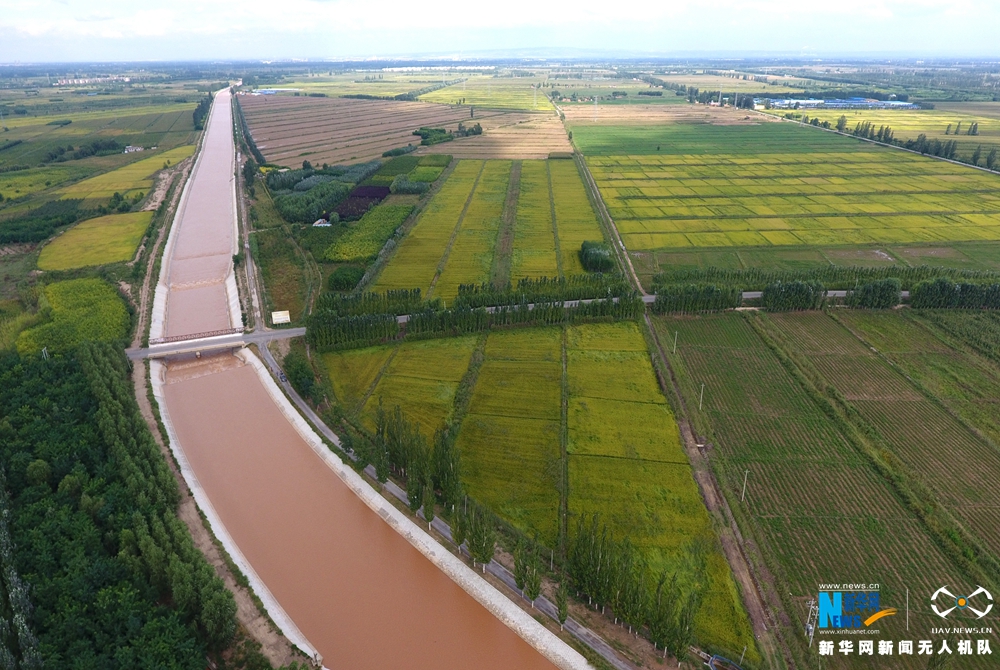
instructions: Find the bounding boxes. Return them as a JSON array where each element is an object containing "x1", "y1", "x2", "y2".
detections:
[
  {"x1": 453, "y1": 274, "x2": 631, "y2": 309},
  {"x1": 911, "y1": 278, "x2": 1000, "y2": 309},
  {"x1": 651, "y1": 284, "x2": 742, "y2": 314}
]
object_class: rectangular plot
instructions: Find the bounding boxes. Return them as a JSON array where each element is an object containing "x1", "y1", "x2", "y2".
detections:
[
  {"x1": 550, "y1": 160, "x2": 604, "y2": 274},
  {"x1": 511, "y1": 160, "x2": 558, "y2": 281},
  {"x1": 321, "y1": 345, "x2": 394, "y2": 412},
  {"x1": 458, "y1": 414, "x2": 561, "y2": 545},
  {"x1": 568, "y1": 396, "x2": 683, "y2": 462},
  {"x1": 468, "y1": 361, "x2": 561, "y2": 420}
]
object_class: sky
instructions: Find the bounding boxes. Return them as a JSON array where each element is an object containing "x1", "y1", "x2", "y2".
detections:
[{"x1": 2, "y1": 0, "x2": 999, "y2": 62}]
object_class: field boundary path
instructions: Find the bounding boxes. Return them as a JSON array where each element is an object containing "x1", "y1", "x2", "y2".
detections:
[
  {"x1": 643, "y1": 313, "x2": 790, "y2": 670},
  {"x1": 490, "y1": 159, "x2": 521, "y2": 287},
  {"x1": 572, "y1": 153, "x2": 644, "y2": 293}
]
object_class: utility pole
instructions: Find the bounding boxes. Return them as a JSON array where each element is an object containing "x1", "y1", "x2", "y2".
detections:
[
  {"x1": 741, "y1": 469, "x2": 750, "y2": 502},
  {"x1": 673, "y1": 331, "x2": 678, "y2": 354},
  {"x1": 699, "y1": 383, "x2": 705, "y2": 410},
  {"x1": 805, "y1": 598, "x2": 818, "y2": 647}
]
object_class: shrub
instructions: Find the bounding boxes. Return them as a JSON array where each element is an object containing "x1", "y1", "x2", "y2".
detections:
[
  {"x1": 418, "y1": 154, "x2": 452, "y2": 167},
  {"x1": 382, "y1": 144, "x2": 417, "y2": 158},
  {"x1": 375, "y1": 155, "x2": 420, "y2": 176},
  {"x1": 579, "y1": 241, "x2": 615, "y2": 272},
  {"x1": 17, "y1": 279, "x2": 129, "y2": 355},
  {"x1": 761, "y1": 280, "x2": 825, "y2": 311},
  {"x1": 273, "y1": 179, "x2": 350, "y2": 223},
  {"x1": 846, "y1": 278, "x2": 901, "y2": 309},
  {"x1": 0, "y1": 199, "x2": 84, "y2": 244},
  {"x1": 389, "y1": 176, "x2": 429, "y2": 194},
  {"x1": 293, "y1": 174, "x2": 334, "y2": 191},
  {"x1": 327, "y1": 266, "x2": 365, "y2": 291}
]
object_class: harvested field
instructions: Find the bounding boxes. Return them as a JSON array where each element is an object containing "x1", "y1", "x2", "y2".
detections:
[
  {"x1": 420, "y1": 76, "x2": 554, "y2": 111},
  {"x1": 562, "y1": 103, "x2": 773, "y2": 127},
  {"x1": 415, "y1": 114, "x2": 571, "y2": 160},
  {"x1": 239, "y1": 94, "x2": 524, "y2": 166}
]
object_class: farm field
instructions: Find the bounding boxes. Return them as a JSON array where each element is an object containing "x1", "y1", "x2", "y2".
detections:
[
  {"x1": 656, "y1": 312, "x2": 990, "y2": 668},
  {"x1": 420, "y1": 75, "x2": 554, "y2": 111},
  {"x1": 373, "y1": 160, "x2": 483, "y2": 297},
  {"x1": 433, "y1": 160, "x2": 511, "y2": 299},
  {"x1": 0, "y1": 164, "x2": 94, "y2": 199},
  {"x1": 268, "y1": 72, "x2": 442, "y2": 98},
  {"x1": 456, "y1": 328, "x2": 563, "y2": 545},
  {"x1": 837, "y1": 310, "x2": 1000, "y2": 447},
  {"x1": 324, "y1": 204, "x2": 414, "y2": 263},
  {"x1": 373, "y1": 158, "x2": 604, "y2": 297},
  {"x1": 16, "y1": 278, "x2": 129, "y2": 355},
  {"x1": 362, "y1": 336, "x2": 478, "y2": 437},
  {"x1": 803, "y1": 106, "x2": 1000, "y2": 163},
  {"x1": 58, "y1": 145, "x2": 195, "y2": 203},
  {"x1": 0, "y1": 103, "x2": 198, "y2": 169},
  {"x1": 564, "y1": 321, "x2": 755, "y2": 663},
  {"x1": 656, "y1": 73, "x2": 812, "y2": 92},
  {"x1": 549, "y1": 78, "x2": 687, "y2": 105},
  {"x1": 239, "y1": 94, "x2": 525, "y2": 166},
  {"x1": 770, "y1": 311, "x2": 1000, "y2": 557},
  {"x1": 414, "y1": 114, "x2": 571, "y2": 160},
  {"x1": 587, "y1": 148, "x2": 1000, "y2": 253},
  {"x1": 37, "y1": 211, "x2": 152, "y2": 270}
]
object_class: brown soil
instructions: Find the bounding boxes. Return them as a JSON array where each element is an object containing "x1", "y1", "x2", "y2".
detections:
[
  {"x1": 161, "y1": 355, "x2": 559, "y2": 670},
  {"x1": 415, "y1": 115, "x2": 572, "y2": 159},
  {"x1": 561, "y1": 103, "x2": 778, "y2": 126},
  {"x1": 240, "y1": 94, "x2": 528, "y2": 165}
]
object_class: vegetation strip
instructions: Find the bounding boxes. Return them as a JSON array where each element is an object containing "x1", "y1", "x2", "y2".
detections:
[{"x1": 490, "y1": 160, "x2": 521, "y2": 288}]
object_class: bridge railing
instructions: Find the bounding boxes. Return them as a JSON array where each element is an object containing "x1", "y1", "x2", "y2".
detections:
[{"x1": 149, "y1": 327, "x2": 245, "y2": 346}]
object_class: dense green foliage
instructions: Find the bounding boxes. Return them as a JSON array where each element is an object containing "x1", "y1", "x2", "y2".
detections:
[
  {"x1": 307, "y1": 296, "x2": 644, "y2": 352},
  {"x1": 17, "y1": 279, "x2": 130, "y2": 355},
  {"x1": 413, "y1": 127, "x2": 453, "y2": 146},
  {"x1": 911, "y1": 278, "x2": 1000, "y2": 309},
  {"x1": 326, "y1": 266, "x2": 365, "y2": 291},
  {"x1": 650, "y1": 284, "x2": 742, "y2": 314},
  {"x1": 381, "y1": 145, "x2": 417, "y2": 158},
  {"x1": 652, "y1": 264, "x2": 1000, "y2": 293},
  {"x1": 846, "y1": 278, "x2": 901, "y2": 309},
  {"x1": 0, "y1": 199, "x2": 85, "y2": 244},
  {"x1": 389, "y1": 176, "x2": 429, "y2": 194},
  {"x1": 315, "y1": 288, "x2": 436, "y2": 317},
  {"x1": 273, "y1": 179, "x2": 350, "y2": 224},
  {"x1": 193, "y1": 94, "x2": 212, "y2": 131},
  {"x1": 761, "y1": 280, "x2": 825, "y2": 311},
  {"x1": 453, "y1": 274, "x2": 631, "y2": 309},
  {"x1": 579, "y1": 241, "x2": 615, "y2": 273},
  {"x1": 0, "y1": 343, "x2": 236, "y2": 667},
  {"x1": 324, "y1": 205, "x2": 413, "y2": 262}
]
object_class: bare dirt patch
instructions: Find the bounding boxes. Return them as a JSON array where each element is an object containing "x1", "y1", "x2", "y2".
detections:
[
  {"x1": 561, "y1": 103, "x2": 777, "y2": 126},
  {"x1": 416, "y1": 115, "x2": 572, "y2": 159},
  {"x1": 240, "y1": 95, "x2": 527, "y2": 165}
]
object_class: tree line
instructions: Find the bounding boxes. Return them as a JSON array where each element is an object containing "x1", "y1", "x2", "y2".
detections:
[
  {"x1": 652, "y1": 264, "x2": 1000, "y2": 293},
  {"x1": 0, "y1": 343, "x2": 237, "y2": 667},
  {"x1": 193, "y1": 93, "x2": 213, "y2": 131},
  {"x1": 453, "y1": 274, "x2": 632, "y2": 309},
  {"x1": 911, "y1": 278, "x2": 1000, "y2": 309}
]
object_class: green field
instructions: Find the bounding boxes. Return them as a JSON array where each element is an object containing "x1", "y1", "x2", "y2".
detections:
[
  {"x1": 16, "y1": 278, "x2": 129, "y2": 355},
  {"x1": 374, "y1": 158, "x2": 604, "y2": 297},
  {"x1": 770, "y1": 311, "x2": 1000, "y2": 556},
  {"x1": 433, "y1": 160, "x2": 511, "y2": 298},
  {"x1": 657, "y1": 312, "x2": 995, "y2": 668},
  {"x1": 36, "y1": 211, "x2": 153, "y2": 270},
  {"x1": 457, "y1": 328, "x2": 563, "y2": 545},
  {"x1": 588, "y1": 149, "x2": 1000, "y2": 254},
  {"x1": 570, "y1": 121, "x2": 859, "y2": 156},
  {"x1": 373, "y1": 160, "x2": 483, "y2": 297},
  {"x1": 420, "y1": 75, "x2": 554, "y2": 111},
  {"x1": 59, "y1": 145, "x2": 194, "y2": 203}
]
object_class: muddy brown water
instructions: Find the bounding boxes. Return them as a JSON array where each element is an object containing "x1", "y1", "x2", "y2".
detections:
[
  {"x1": 164, "y1": 89, "x2": 237, "y2": 338},
  {"x1": 163, "y1": 355, "x2": 557, "y2": 669}
]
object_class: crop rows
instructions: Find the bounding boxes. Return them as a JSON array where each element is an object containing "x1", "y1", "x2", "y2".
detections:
[
  {"x1": 549, "y1": 161, "x2": 604, "y2": 274},
  {"x1": 588, "y1": 149, "x2": 1000, "y2": 251},
  {"x1": 17, "y1": 278, "x2": 129, "y2": 355},
  {"x1": 510, "y1": 160, "x2": 558, "y2": 280},
  {"x1": 433, "y1": 160, "x2": 511, "y2": 299},
  {"x1": 770, "y1": 312, "x2": 1000, "y2": 557},
  {"x1": 655, "y1": 312, "x2": 987, "y2": 663},
  {"x1": 565, "y1": 321, "x2": 754, "y2": 658},
  {"x1": 359, "y1": 336, "x2": 478, "y2": 437},
  {"x1": 457, "y1": 328, "x2": 563, "y2": 545},
  {"x1": 373, "y1": 160, "x2": 483, "y2": 294}
]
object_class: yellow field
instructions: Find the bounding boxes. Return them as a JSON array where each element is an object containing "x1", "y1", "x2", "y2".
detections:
[
  {"x1": 421, "y1": 75, "x2": 554, "y2": 111},
  {"x1": 59, "y1": 145, "x2": 194, "y2": 202},
  {"x1": 37, "y1": 211, "x2": 153, "y2": 270}
]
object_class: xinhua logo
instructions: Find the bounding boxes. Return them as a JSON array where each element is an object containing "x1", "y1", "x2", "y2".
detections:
[
  {"x1": 818, "y1": 591, "x2": 896, "y2": 629},
  {"x1": 931, "y1": 586, "x2": 994, "y2": 619}
]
